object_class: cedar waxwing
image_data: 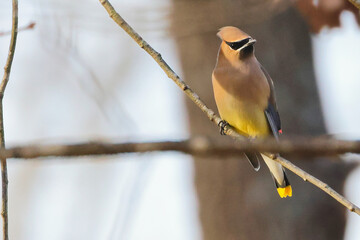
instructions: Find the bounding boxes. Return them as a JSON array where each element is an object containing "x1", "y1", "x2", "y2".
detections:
[{"x1": 212, "y1": 26, "x2": 292, "y2": 198}]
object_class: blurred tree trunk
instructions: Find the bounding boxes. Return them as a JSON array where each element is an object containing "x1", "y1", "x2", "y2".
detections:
[{"x1": 170, "y1": 1, "x2": 353, "y2": 239}]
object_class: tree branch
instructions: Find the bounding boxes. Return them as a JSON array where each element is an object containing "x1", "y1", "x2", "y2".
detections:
[
  {"x1": 349, "y1": 0, "x2": 360, "y2": 9},
  {"x1": 99, "y1": 0, "x2": 360, "y2": 215},
  {"x1": 1, "y1": 0, "x2": 18, "y2": 239},
  {"x1": 274, "y1": 156, "x2": 359, "y2": 214},
  {"x1": 1, "y1": 0, "x2": 18, "y2": 95},
  {"x1": 2, "y1": 137, "x2": 360, "y2": 159},
  {"x1": 0, "y1": 22, "x2": 34, "y2": 37}
]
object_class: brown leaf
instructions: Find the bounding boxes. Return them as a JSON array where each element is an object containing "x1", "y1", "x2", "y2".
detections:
[{"x1": 296, "y1": 0, "x2": 360, "y2": 33}]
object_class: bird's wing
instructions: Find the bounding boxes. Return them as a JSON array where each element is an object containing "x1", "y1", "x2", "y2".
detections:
[
  {"x1": 238, "y1": 64, "x2": 281, "y2": 171},
  {"x1": 260, "y1": 64, "x2": 278, "y2": 111},
  {"x1": 260, "y1": 64, "x2": 282, "y2": 137},
  {"x1": 265, "y1": 104, "x2": 281, "y2": 139},
  {"x1": 261, "y1": 65, "x2": 292, "y2": 195}
]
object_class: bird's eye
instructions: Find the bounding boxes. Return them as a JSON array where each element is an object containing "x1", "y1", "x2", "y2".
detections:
[{"x1": 225, "y1": 38, "x2": 250, "y2": 50}]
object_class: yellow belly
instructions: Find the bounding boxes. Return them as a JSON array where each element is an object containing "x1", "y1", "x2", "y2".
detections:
[
  {"x1": 213, "y1": 80, "x2": 270, "y2": 137},
  {"x1": 219, "y1": 100, "x2": 270, "y2": 137}
]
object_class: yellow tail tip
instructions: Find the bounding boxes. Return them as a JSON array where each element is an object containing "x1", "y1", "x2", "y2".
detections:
[{"x1": 277, "y1": 185, "x2": 292, "y2": 198}]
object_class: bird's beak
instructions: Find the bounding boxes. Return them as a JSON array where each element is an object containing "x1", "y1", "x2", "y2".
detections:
[{"x1": 238, "y1": 38, "x2": 256, "y2": 51}]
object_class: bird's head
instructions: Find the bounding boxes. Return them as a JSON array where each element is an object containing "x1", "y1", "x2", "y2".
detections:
[{"x1": 217, "y1": 26, "x2": 256, "y2": 59}]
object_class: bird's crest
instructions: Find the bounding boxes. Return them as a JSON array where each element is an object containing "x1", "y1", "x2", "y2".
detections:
[{"x1": 217, "y1": 26, "x2": 250, "y2": 43}]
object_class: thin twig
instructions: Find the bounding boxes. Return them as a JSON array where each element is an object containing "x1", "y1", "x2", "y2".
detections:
[
  {"x1": 275, "y1": 157, "x2": 359, "y2": 214},
  {"x1": 0, "y1": 22, "x2": 35, "y2": 37},
  {"x1": 99, "y1": 0, "x2": 360, "y2": 215},
  {"x1": 349, "y1": 0, "x2": 360, "y2": 9},
  {"x1": 2, "y1": 137, "x2": 360, "y2": 159},
  {"x1": 1, "y1": 0, "x2": 18, "y2": 239},
  {"x1": 98, "y1": 0, "x2": 245, "y2": 135},
  {"x1": 1, "y1": 0, "x2": 18, "y2": 95}
]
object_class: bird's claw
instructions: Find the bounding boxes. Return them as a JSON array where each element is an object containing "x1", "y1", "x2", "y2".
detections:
[
  {"x1": 248, "y1": 136, "x2": 257, "y2": 142},
  {"x1": 218, "y1": 120, "x2": 229, "y2": 135}
]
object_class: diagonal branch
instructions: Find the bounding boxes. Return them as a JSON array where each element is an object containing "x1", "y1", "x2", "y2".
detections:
[
  {"x1": 275, "y1": 156, "x2": 359, "y2": 213},
  {"x1": 98, "y1": 0, "x2": 360, "y2": 215},
  {"x1": 349, "y1": 0, "x2": 360, "y2": 9},
  {"x1": 1, "y1": 0, "x2": 18, "y2": 239},
  {"x1": 98, "y1": 0, "x2": 246, "y2": 136}
]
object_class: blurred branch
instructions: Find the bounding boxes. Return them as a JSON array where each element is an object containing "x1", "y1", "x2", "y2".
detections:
[
  {"x1": 3, "y1": 137, "x2": 360, "y2": 159},
  {"x1": 349, "y1": 0, "x2": 360, "y2": 9},
  {"x1": 0, "y1": 22, "x2": 34, "y2": 37},
  {"x1": 99, "y1": 0, "x2": 360, "y2": 215},
  {"x1": 0, "y1": 1, "x2": 18, "y2": 239},
  {"x1": 5, "y1": 137, "x2": 360, "y2": 217}
]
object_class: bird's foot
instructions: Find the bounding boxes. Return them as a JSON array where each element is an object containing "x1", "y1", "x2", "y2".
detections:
[{"x1": 218, "y1": 120, "x2": 229, "y2": 135}]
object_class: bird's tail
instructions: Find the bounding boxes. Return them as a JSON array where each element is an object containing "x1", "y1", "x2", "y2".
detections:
[
  {"x1": 275, "y1": 172, "x2": 292, "y2": 198},
  {"x1": 261, "y1": 154, "x2": 292, "y2": 198}
]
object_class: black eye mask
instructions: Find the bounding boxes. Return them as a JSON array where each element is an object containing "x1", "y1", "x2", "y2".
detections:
[{"x1": 225, "y1": 38, "x2": 251, "y2": 50}]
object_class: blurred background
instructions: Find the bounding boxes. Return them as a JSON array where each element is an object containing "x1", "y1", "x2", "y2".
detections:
[{"x1": 0, "y1": 0, "x2": 360, "y2": 239}]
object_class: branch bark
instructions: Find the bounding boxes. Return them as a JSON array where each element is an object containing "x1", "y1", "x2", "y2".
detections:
[
  {"x1": 0, "y1": 22, "x2": 34, "y2": 37},
  {"x1": 98, "y1": 0, "x2": 360, "y2": 215},
  {"x1": 2, "y1": 137, "x2": 360, "y2": 159},
  {"x1": 349, "y1": 0, "x2": 360, "y2": 9},
  {"x1": 1, "y1": 0, "x2": 18, "y2": 239}
]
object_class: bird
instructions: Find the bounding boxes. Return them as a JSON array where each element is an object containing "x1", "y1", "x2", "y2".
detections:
[{"x1": 212, "y1": 26, "x2": 292, "y2": 198}]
